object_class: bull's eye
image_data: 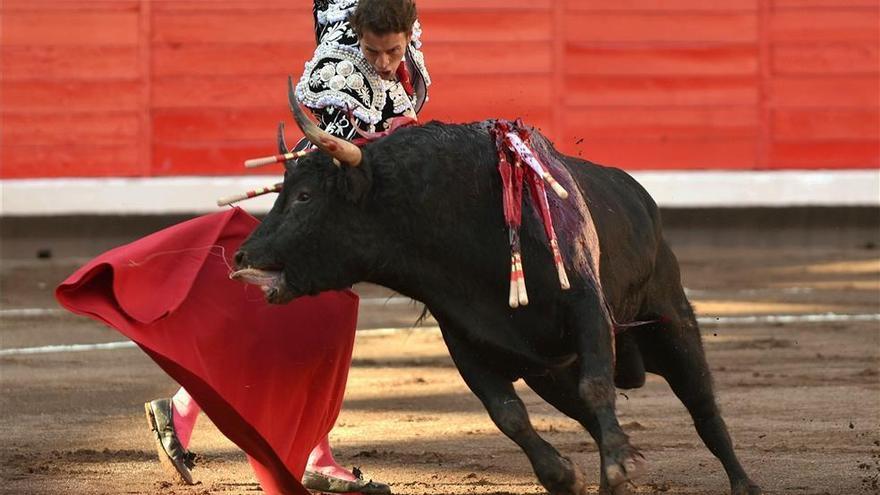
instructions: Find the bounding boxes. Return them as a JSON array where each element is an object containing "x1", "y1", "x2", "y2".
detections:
[{"x1": 296, "y1": 191, "x2": 312, "y2": 203}]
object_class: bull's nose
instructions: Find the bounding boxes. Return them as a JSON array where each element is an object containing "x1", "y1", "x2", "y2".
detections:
[{"x1": 233, "y1": 250, "x2": 248, "y2": 269}]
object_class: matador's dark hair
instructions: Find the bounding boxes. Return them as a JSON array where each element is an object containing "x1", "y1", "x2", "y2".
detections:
[{"x1": 349, "y1": 0, "x2": 417, "y2": 36}]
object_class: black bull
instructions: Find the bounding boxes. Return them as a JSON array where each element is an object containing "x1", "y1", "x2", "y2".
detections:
[{"x1": 233, "y1": 106, "x2": 762, "y2": 495}]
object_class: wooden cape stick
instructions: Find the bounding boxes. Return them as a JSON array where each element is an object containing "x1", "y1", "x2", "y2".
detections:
[
  {"x1": 244, "y1": 150, "x2": 312, "y2": 168},
  {"x1": 217, "y1": 183, "x2": 283, "y2": 207}
]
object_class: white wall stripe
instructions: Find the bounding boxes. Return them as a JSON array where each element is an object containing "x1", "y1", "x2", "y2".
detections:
[
  {"x1": 1, "y1": 313, "x2": 877, "y2": 356},
  {"x1": 2, "y1": 170, "x2": 878, "y2": 215}
]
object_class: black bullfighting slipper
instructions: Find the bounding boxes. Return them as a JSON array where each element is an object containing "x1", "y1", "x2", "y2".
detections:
[
  {"x1": 301, "y1": 467, "x2": 391, "y2": 494},
  {"x1": 144, "y1": 398, "x2": 196, "y2": 485}
]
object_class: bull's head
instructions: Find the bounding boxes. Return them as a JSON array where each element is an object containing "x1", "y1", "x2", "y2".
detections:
[{"x1": 231, "y1": 77, "x2": 379, "y2": 303}]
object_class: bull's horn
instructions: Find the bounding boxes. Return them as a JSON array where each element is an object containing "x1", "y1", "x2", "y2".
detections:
[
  {"x1": 287, "y1": 76, "x2": 362, "y2": 167},
  {"x1": 277, "y1": 121, "x2": 289, "y2": 155}
]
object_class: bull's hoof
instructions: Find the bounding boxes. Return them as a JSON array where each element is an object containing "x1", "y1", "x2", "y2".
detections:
[
  {"x1": 604, "y1": 446, "x2": 645, "y2": 489},
  {"x1": 731, "y1": 479, "x2": 762, "y2": 495},
  {"x1": 542, "y1": 456, "x2": 589, "y2": 495}
]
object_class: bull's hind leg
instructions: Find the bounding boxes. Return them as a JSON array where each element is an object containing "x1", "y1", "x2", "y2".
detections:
[
  {"x1": 442, "y1": 331, "x2": 588, "y2": 495},
  {"x1": 639, "y1": 244, "x2": 762, "y2": 495},
  {"x1": 567, "y1": 298, "x2": 645, "y2": 490}
]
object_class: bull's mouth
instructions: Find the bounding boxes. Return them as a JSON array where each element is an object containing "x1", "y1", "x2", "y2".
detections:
[{"x1": 229, "y1": 267, "x2": 296, "y2": 304}]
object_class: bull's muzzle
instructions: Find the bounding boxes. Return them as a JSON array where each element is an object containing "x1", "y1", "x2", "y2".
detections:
[{"x1": 229, "y1": 249, "x2": 294, "y2": 304}]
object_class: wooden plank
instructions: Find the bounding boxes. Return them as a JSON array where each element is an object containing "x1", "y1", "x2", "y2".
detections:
[
  {"x1": 150, "y1": 0, "x2": 548, "y2": 11},
  {"x1": 421, "y1": 73, "x2": 552, "y2": 116},
  {"x1": 151, "y1": 141, "x2": 281, "y2": 175},
  {"x1": 565, "y1": 45, "x2": 758, "y2": 75},
  {"x1": 773, "y1": 43, "x2": 880, "y2": 75},
  {"x1": 152, "y1": 12, "x2": 313, "y2": 44},
  {"x1": 770, "y1": 9, "x2": 879, "y2": 42},
  {"x1": 151, "y1": 0, "x2": 304, "y2": 11},
  {"x1": 773, "y1": 0, "x2": 879, "y2": 8},
  {"x1": 565, "y1": 76, "x2": 759, "y2": 106},
  {"x1": 770, "y1": 77, "x2": 880, "y2": 108},
  {"x1": 563, "y1": 107, "x2": 758, "y2": 140},
  {"x1": 1, "y1": 144, "x2": 143, "y2": 178},
  {"x1": 1, "y1": 0, "x2": 139, "y2": 12},
  {"x1": 152, "y1": 42, "x2": 314, "y2": 77},
  {"x1": 769, "y1": 141, "x2": 880, "y2": 168},
  {"x1": 2, "y1": 112, "x2": 140, "y2": 145},
  {"x1": 152, "y1": 108, "x2": 293, "y2": 142},
  {"x1": 559, "y1": 139, "x2": 757, "y2": 169},
  {"x1": 419, "y1": 11, "x2": 552, "y2": 42},
  {"x1": 151, "y1": 75, "x2": 291, "y2": 109},
  {"x1": 0, "y1": 46, "x2": 140, "y2": 80},
  {"x1": 1, "y1": 11, "x2": 139, "y2": 46},
  {"x1": 564, "y1": 12, "x2": 758, "y2": 43},
  {"x1": 1, "y1": 80, "x2": 142, "y2": 111},
  {"x1": 773, "y1": 109, "x2": 880, "y2": 141},
  {"x1": 424, "y1": 42, "x2": 552, "y2": 74},
  {"x1": 138, "y1": 0, "x2": 153, "y2": 180},
  {"x1": 564, "y1": 0, "x2": 757, "y2": 11},
  {"x1": 418, "y1": 0, "x2": 551, "y2": 10}
]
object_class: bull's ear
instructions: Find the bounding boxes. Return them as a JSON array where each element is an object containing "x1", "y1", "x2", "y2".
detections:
[{"x1": 338, "y1": 160, "x2": 372, "y2": 205}]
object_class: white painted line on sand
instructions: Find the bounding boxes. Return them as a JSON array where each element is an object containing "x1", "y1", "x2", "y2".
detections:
[
  {"x1": 0, "y1": 341, "x2": 137, "y2": 356},
  {"x1": 0, "y1": 298, "x2": 415, "y2": 320},
  {"x1": 0, "y1": 308, "x2": 67, "y2": 318},
  {"x1": 359, "y1": 297, "x2": 417, "y2": 307},
  {"x1": 1, "y1": 313, "x2": 877, "y2": 357},
  {"x1": 696, "y1": 313, "x2": 880, "y2": 325}
]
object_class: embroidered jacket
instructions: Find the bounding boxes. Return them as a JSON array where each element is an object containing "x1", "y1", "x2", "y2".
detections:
[{"x1": 296, "y1": 0, "x2": 431, "y2": 141}]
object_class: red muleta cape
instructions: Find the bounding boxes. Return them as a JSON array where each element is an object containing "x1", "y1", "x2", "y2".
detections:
[{"x1": 55, "y1": 208, "x2": 357, "y2": 495}]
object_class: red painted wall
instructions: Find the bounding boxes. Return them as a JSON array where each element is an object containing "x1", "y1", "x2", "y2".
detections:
[{"x1": 2, "y1": 0, "x2": 878, "y2": 178}]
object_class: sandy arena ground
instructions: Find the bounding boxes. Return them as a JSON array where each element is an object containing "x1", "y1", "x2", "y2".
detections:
[{"x1": 1, "y1": 226, "x2": 879, "y2": 495}]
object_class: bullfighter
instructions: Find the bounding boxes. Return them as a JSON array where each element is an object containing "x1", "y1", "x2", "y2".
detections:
[{"x1": 141, "y1": 0, "x2": 429, "y2": 492}]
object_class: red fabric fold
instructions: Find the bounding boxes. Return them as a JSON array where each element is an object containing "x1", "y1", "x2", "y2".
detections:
[{"x1": 55, "y1": 208, "x2": 358, "y2": 495}]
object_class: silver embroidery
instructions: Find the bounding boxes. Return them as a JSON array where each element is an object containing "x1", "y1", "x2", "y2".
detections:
[
  {"x1": 407, "y1": 46, "x2": 431, "y2": 87},
  {"x1": 316, "y1": 0, "x2": 358, "y2": 25},
  {"x1": 346, "y1": 73, "x2": 364, "y2": 90},
  {"x1": 337, "y1": 60, "x2": 354, "y2": 77},
  {"x1": 297, "y1": 43, "x2": 386, "y2": 124}
]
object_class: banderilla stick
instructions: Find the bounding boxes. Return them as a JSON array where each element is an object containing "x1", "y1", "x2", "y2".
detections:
[
  {"x1": 504, "y1": 132, "x2": 569, "y2": 200},
  {"x1": 217, "y1": 182, "x2": 283, "y2": 207},
  {"x1": 244, "y1": 149, "x2": 312, "y2": 168},
  {"x1": 514, "y1": 252, "x2": 529, "y2": 306}
]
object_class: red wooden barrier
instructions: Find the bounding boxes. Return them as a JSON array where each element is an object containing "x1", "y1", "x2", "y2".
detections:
[{"x1": 1, "y1": 0, "x2": 877, "y2": 178}]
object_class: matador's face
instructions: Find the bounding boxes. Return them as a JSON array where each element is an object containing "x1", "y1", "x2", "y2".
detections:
[{"x1": 359, "y1": 29, "x2": 411, "y2": 80}]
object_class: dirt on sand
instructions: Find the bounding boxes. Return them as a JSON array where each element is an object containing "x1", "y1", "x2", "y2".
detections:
[{"x1": 1, "y1": 234, "x2": 879, "y2": 495}]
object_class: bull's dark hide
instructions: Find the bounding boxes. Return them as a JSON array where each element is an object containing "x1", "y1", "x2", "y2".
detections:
[{"x1": 235, "y1": 118, "x2": 762, "y2": 495}]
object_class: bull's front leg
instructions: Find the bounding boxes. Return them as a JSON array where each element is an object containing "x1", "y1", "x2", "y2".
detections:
[
  {"x1": 441, "y1": 330, "x2": 588, "y2": 495},
  {"x1": 568, "y1": 299, "x2": 645, "y2": 491}
]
